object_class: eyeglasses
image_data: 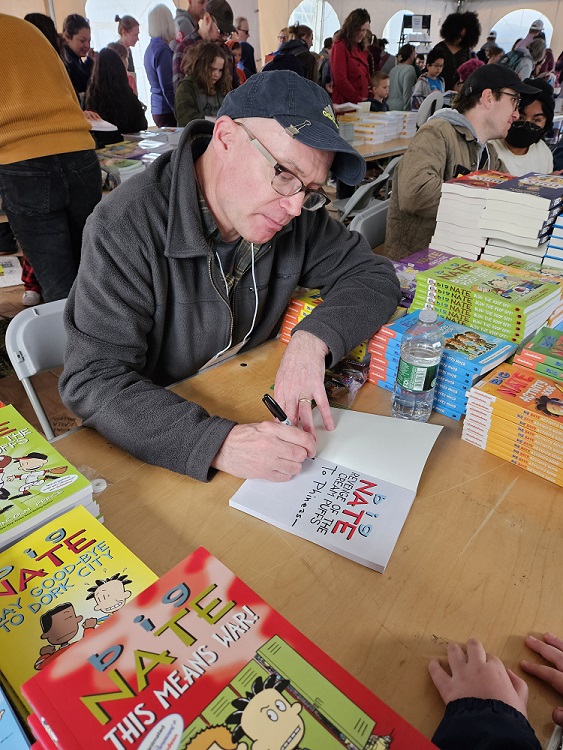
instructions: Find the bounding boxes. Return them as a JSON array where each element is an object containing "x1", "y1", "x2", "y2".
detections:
[
  {"x1": 497, "y1": 90, "x2": 521, "y2": 111},
  {"x1": 236, "y1": 122, "x2": 330, "y2": 211},
  {"x1": 237, "y1": 27, "x2": 249, "y2": 34}
]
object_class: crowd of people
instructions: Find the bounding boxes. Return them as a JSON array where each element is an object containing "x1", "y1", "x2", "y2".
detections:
[{"x1": 2, "y1": 8, "x2": 563, "y2": 745}]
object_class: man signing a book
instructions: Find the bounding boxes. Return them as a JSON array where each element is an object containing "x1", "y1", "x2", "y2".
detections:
[{"x1": 60, "y1": 71, "x2": 400, "y2": 483}]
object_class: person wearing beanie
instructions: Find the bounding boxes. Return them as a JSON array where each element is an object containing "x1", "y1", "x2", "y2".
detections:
[
  {"x1": 493, "y1": 77, "x2": 555, "y2": 175},
  {"x1": 454, "y1": 57, "x2": 485, "y2": 91},
  {"x1": 0, "y1": 14, "x2": 101, "y2": 302},
  {"x1": 60, "y1": 70, "x2": 400, "y2": 484},
  {"x1": 385, "y1": 64, "x2": 539, "y2": 259}
]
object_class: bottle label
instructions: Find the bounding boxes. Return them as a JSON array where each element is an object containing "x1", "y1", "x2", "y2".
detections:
[{"x1": 396, "y1": 359, "x2": 439, "y2": 392}]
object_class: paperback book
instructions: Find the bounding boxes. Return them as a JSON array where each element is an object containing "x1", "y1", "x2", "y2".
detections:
[
  {"x1": 487, "y1": 172, "x2": 563, "y2": 211},
  {"x1": 0, "y1": 405, "x2": 96, "y2": 550},
  {"x1": 0, "y1": 505, "x2": 157, "y2": 712},
  {"x1": 23, "y1": 547, "x2": 437, "y2": 750}
]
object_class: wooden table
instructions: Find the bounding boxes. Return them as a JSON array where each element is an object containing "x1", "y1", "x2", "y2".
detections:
[
  {"x1": 54, "y1": 340, "x2": 563, "y2": 745},
  {"x1": 356, "y1": 137, "x2": 413, "y2": 161}
]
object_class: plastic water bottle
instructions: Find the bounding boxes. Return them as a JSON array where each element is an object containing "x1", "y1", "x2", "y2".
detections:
[{"x1": 391, "y1": 308, "x2": 443, "y2": 422}]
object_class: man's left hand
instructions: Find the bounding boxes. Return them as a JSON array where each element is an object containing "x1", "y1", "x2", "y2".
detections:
[{"x1": 274, "y1": 330, "x2": 334, "y2": 437}]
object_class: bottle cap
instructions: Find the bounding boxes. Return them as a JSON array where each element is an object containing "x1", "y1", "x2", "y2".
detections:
[{"x1": 419, "y1": 307, "x2": 437, "y2": 323}]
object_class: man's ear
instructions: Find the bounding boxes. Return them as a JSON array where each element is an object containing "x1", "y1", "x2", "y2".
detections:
[
  {"x1": 213, "y1": 116, "x2": 238, "y2": 154},
  {"x1": 480, "y1": 88, "x2": 494, "y2": 108}
]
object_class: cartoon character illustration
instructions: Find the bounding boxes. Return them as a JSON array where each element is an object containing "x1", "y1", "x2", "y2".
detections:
[
  {"x1": 7, "y1": 452, "x2": 68, "y2": 499},
  {"x1": 186, "y1": 726, "x2": 245, "y2": 750},
  {"x1": 86, "y1": 573, "x2": 132, "y2": 620},
  {"x1": 0, "y1": 455, "x2": 13, "y2": 513},
  {"x1": 472, "y1": 274, "x2": 542, "y2": 298},
  {"x1": 226, "y1": 674, "x2": 306, "y2": 750},
  {"x1": 535, "y1": 395, "x2": 563, "y2": 418},
  {"x1": 34, "y1": 602, "x2": 97, "y2": 670}
]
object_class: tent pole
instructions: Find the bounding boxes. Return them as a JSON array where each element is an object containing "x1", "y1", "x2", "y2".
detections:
[{"x1": 45, "y1": 0, "x2": 56, "y2": 25}]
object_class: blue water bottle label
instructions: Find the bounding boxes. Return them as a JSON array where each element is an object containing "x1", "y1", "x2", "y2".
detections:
[{"x1": 396, "y1": 359, "x2": 438, "y2": 392}]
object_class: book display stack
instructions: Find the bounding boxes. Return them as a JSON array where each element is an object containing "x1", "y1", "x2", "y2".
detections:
[
  {"x1": 543, "y1": 216, "x2": 563, "y2": 268},
  {"x1": 368, "y1": 310, "x2": 517, "y2": 420},
  {"x1": 0, "y1": 405, "x2": 99, "y2": 551},
  {"x1": 392, "y1": 248, "x2": 454, "y2": 307},
  {"x1": 462, "y1": 363, "x2": 563, "y2": 487},
  {"x1": 279, "y1": 288, "x2": 323, "y2": 343},
  {"x1": 410, "y1": 258, "x2": 561, "y2": 344},
  {"x1": 513, "y1": 327, "x2": 563, "y2": 382},
  {"x1": 480, "y1": 173, "x2": 563, "y2": 264},
  {"x1": 398, "y1": 110, "x2": 418, "y2": 138},
  {"x1": 96, "y1": 137, "x2": 173, "y2": 182},
  {"x1": 429, "y1": 171, "x2": 512, "y2": 260}
]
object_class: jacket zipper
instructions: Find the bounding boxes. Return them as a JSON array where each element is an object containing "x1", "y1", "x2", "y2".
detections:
[{"x1": 207, "y1": 255, "x2": 233, "y2": 350}]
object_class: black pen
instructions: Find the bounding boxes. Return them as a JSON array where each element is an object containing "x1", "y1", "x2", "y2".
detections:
[{"x1": 262, "y1": 394, "x2": 293, "y2": 426}]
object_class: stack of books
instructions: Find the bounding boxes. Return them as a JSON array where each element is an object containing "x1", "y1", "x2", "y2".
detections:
[
  {"x1": 429, "y1": 171, "x2": 512, "y2": 260},
  {"x1": 0, "y1": 405, "x2": 98, "y2": 550},
  {"x1": 398, "y1": 111, "x2": 417, "y2": 138},
  {"x1": 513, "y1": 326, "x2": 563, "y2": 382},
  {"x1": 96, "y1": 154, "x2": 144, "y2": 182},
  {"x1": 463, "y1": 363, "x2": 563, "y2": 487},
  {"x1": 480, "y1": 173, "x2": 563, "y2": 264},
  {"x1": 543, "y1": 216, "x2": 563, "y2": 268},
  {"x1": 392, "y1": 248, "x2": 454, "y2": 308},
  {"x1": 411, "y1": 258, "x2": 561, "y2": 344},
  {"x1": 368, "y1": 310, "x2": 517, "y2": 420},
  {"x1": 279, "y1": 288, "x2": 323, "y2": 343}
]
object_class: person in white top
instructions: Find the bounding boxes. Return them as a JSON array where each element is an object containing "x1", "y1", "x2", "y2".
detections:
[{"x1": 493, "y1": 77, "x2": 555, "y2": 175}]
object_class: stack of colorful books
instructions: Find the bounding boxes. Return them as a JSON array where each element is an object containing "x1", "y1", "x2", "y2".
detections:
[
  {"x1": 410, "y1": 258, "x2": 561, "y2": 344},
  {"x1": 391, "y1": 248, "x2": 454, "y2": 308},
  {"x1": 513, "y1": 326, "x2": 563, "y2": 382},
  {"x1": 543, "y1": 216, "x2": 563, "y2": 268},
  {"x1": 480, "y1": 173, "x2": 563, "y2": 264},
  {"x1": 463, "y1": 363, "x2": 563, "y2": 487},
  {"x1": 429, "y1": 171, "x2": 512, "y2": 260},
  {"x1": 279, "y1": 288, "x2": 323, "y2": 343},
  {"x1": 368, "y1": 311, "x2": 517, "y2": 420}
]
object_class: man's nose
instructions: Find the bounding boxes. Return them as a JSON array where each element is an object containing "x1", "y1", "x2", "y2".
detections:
[{"x1": 279, "y1": 192, "x2": 306, "y2": 217}]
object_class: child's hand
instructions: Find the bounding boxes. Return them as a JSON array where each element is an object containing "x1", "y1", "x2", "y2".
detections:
[
  {"x1": 429, "y1": 638, "x2": 529, "y2": 716},
  {"x1": 521, "y1": 633, "x2": 563, "y2": 725}
]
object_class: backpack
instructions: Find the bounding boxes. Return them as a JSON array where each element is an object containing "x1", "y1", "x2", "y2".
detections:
[{"x1": 499, "y1": 48, "x2": 525, "y2": 72}]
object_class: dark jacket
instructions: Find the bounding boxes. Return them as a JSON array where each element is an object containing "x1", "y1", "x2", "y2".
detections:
[
  {"x1": 275, "y1": 39, "x2": 317, "y2": 82},
  {"x1": 430, "y1": 41, "x2": 471, "y2": 91},
  {"x1": 433, "y1": 698, "x2": 541, "y2": 750},
  {"x1": 63, "y1": 45, "x2": 93, "y2": 97},
  {"x1": 143, "y1": 36, "x2": 174, "y2": 115},
  {"x1": 60, "y1": 120, "x2": 401, "y2": 482},
  {"x1": 330, "y1": 38, "x2": 369, "y2": 104},
  {"x1": 174, "y1": 78, "x2": 224, "y2": 126}
]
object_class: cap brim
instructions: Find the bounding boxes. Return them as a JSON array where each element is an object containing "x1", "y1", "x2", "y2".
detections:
[
  {"x1": 511, "y1": 80, "x2": 541, "y2": 95},
  {"x1": 274, "y1": 115, "x2": 366, "y2": 186}
]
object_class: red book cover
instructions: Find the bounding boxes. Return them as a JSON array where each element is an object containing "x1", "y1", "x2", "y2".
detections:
[{"x1": 23, "y1": 548, "x2": 435, "y2": 750}]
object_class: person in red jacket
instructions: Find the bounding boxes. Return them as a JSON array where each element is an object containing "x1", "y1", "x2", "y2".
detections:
[{"x1": 329, "y1": 8, "x2": 371, "y2": 105}]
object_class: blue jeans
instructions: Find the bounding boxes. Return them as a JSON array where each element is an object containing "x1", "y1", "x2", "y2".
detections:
[{"x1": 0, "y1": 150, "x2": 101, "y2": 301}]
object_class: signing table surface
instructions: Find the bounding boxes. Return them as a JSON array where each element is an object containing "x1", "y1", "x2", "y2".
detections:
[{"x1": 56, "y1": 339, "x2": 563, "y2": 744}]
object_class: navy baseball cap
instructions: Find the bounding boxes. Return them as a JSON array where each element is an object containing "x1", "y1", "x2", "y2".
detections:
[{"x1": 217, "y1": 70, "x2": 366, "y2": 186}]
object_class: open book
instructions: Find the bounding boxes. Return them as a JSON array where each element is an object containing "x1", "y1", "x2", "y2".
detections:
[{"x1": 230, "y1": 408, "x2": 442, "y2": 572}]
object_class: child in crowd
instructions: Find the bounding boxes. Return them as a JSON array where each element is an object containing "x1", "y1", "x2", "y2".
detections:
[
  {"x1": 107, "y1": 41, "x2": 138, "y2": 93},
  {"x1": 430, "y1": 632, "x2": 563, "y2": 749},
  {"x1": 175, "y1": 42, "x2": 231, "y2": 126},
  {"x1": 85, "y1": 48, "x2": 147, "y2": 138},
  {"x1": 411, "y1": 48, "x2": 445, "y2": 109},
  {"x1": 62, "y1": 13, "x2": 93, "y2": 100},
  {"x1": 225, "y1": 40, "x2": 246, "y2": 84},
  {"x1": 370, "y1": 70, "x2": 389, "y2": 111}
]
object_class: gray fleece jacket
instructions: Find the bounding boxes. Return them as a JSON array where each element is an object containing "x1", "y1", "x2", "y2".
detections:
[{"x1": 60, "y1": 120, "x2": 400, "y2": 481}]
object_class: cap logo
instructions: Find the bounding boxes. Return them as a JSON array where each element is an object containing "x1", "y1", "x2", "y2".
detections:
[
  {"x1": 284, "y1": 120, "x2": 311, "y2": 137},
  {"x1": 322, "y1": 105, "x2": 336, "y2": 126}
]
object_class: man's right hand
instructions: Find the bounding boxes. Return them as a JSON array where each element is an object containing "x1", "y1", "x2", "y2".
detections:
[{"x1": 211, "y1": 422, "x2": 316, "y2": 481}]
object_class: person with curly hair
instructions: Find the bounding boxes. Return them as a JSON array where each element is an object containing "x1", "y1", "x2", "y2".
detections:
[
  {"x1": 175, "y1": 42, "x2": 231, "y2": 126},
  {"x1": 85, "y1": 48, "x2": 147, "y2": 138},
  {"x1": 430, "y1": 11, "x2": 481, "y2": 91},
  {"x1": 329, "y1": 8, "x2": 371, "y2": 105}
]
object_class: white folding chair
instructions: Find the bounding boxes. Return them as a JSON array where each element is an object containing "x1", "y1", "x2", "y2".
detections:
[
  {"x1": 5, "y1": 299, "x2": 67, "y2": 441},
  {"x1": 416, "y1": 90, "x2": 445, "y2": 129},
  {"x1": 348, "y1": 199, "x2": 390, "y2": 249},
  {"x1": 381, "y1": 155, "x2": 402, "y2": 199},
  {"x1": 331, "y1": 171, "x2": 389, "y2": 223}
]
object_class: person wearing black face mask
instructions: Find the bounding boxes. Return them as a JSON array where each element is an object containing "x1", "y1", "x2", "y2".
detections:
[{"x1": 493, "y1": 78, "x2": 555, "y2": 175}]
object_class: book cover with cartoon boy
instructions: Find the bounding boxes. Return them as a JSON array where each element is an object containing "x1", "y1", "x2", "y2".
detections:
[
  {"x1": 0, "y1": 505, "x2": 157, "y2": 714},
  {"x1": 0, "y1": 405, "x2": 96, "y2": 549},
  {"x1": 23, "y1": 547, "x2": 436, "y2": 750}
]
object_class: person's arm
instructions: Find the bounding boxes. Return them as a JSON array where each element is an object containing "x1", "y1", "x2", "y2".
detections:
[
  {"x1": 394, "y1": 124, "x2": 449, "y2": 218},
  {"x1": 411, "y1": 75, "x2": 427, "y2": 110},
  {"x1": 273, "y1": 209, "x2": 401, "y2": 431},
  {"x1": 155, "y1": 45, "x2": 175, "y2": 112},
  {"x1": 330, "y1": 44, "x2": 364, "y2": 103},
  {"x1": 402, "y1": 66, "x2": 417, "y2": 111},
  {"x1": 175, "y1": 79, "x2": 201, "y2": 126},
  {"x1": 430, "y1": 639, "x2": 541, "y2": 750}
]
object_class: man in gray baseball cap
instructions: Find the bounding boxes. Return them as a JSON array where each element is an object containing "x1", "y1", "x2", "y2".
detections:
[{"x1": 61, "y1": 70, "x2": 400, "y2": 484}]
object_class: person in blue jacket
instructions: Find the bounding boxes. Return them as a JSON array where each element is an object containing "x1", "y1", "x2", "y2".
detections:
[
  {"x1": 144, "y1": 4, "x2": 176, "y2": 126},
  {"x1": 430, "y1": 633, "x2": 563, "y2": 749}
]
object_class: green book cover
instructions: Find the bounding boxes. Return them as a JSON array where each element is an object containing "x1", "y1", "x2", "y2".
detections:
[
  {"x1": 519, "y1": 327, "x2": 563, "y2": 369},
  {"x1": 0, "y1": 405, "x2": 92, "y2": 545}
]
